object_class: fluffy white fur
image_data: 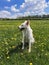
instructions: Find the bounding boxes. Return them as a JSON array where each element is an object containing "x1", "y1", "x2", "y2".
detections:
[{"x1": 19, "y1": 20, "x2": 35, "y2": 52}]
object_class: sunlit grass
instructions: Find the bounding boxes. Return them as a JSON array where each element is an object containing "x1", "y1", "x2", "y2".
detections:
[{"x1": 0, "y1": 20, "x2": 49, "y2": 65}]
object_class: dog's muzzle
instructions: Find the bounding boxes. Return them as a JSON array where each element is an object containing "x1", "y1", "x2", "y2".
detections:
[
  {"x1": 18, "y1": 26, "x2": 25, "y2": 31},
  {"x1": 19, "y1": 28, "x2": 25, "y2": 31},
  {"x1": 20, "y1": 28, "x2": 25, "y2": 31}
]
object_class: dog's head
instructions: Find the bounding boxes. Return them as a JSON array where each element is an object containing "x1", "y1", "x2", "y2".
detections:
[{"x1": 18, "y1": 20, "x2": 30, "y2": 31}]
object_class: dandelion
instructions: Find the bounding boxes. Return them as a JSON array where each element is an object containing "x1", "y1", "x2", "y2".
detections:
[
  {"x1": 11, "y1": 37, "x2": 16, "y2": 41},
  {"x1": 30, "y1": 63, "x2": 33, "y2": 65},
  {"x1": 7, "y1": 56, "x2": 10, "y2": 59},
  {"x1": 12, "y1": 46, "x2": 16, "y2": 49},
  {"x1": 5, "y1": 41, "x2": 8, "y2": 45},
  {"x1": 45, "y1": 53, "x2": 47, "y2": 56},
  {"x1": 14, "y1": 38, "x2": 16, "y2": 41},
  {"x1": 11, "y1": 37, "x2": 14, "y2": 40}
]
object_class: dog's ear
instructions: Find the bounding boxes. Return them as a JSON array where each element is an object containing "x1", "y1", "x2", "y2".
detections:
[{"x1": 26, "y1": 20, "x2": 30, "y2": 25}]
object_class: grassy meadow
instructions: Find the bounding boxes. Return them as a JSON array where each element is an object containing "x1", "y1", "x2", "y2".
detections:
[{"x1": 0, "y1": 20, "x2": 49, "y2": 65}]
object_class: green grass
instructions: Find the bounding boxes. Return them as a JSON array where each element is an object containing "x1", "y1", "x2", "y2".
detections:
[{"x1": 0, "y1": 20, "x2": 49, "y2": 65}]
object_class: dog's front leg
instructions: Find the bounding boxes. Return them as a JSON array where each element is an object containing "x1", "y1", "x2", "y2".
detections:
[
  {"x1": 28, "y1": 40, "x2": 31, "y2": 53},
  {"x1": 22, "y1": 32, "x2": 24, "y2": 49}
]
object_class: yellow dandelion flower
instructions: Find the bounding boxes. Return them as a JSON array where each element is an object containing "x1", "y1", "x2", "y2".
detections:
[
  {"x1": 14, "y1": 38, "x2": 16, "y2": 41},
  {"x1": 7, "y1": 56, "x2": 10, "y2": 59},
  {"x1": 12, "y1": 46, "x2": 16, "y2": 49},
  {"x1": 5, "y1": 42, "x2": 8, "y2": 45},
  {"x1": 45, "y1": 53, "x2": 47, "y2": 56},
  {"x1": 11, "y1": 37, "x2": 16, "y2": 40},
  {"x1": 30, "y1": 63, "x2": 33, "y2": 65}
]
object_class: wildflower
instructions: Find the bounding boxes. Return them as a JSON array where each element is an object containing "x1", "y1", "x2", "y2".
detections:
[
  {"x1": 5, "y1": 42, "x2": 8, "y2": 45},
  {"x1": 7, "y1": 56, "x2": 10, "y2": 59},
  {"x1": 11, "y1": 37, "x2": 14, "y2": 40},
  {"x1": 30, "y1": 63, "x2": 33, "y2": 65},
  {"x1": 45, "y1": 53, "x2": 47, "y2": 56},
  {"x1": 14, "y1": 38, "x2": 16, "y2": 41},
  {"x1": 12, "y1": 46, "x2": 16, "y2": 49},
  {"x1": 11, "y1": 37, "x2": 16, "y2": 41}
]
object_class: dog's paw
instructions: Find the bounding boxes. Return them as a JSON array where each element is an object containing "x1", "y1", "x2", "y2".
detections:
[
  {"x1": 22, "y1": 47, "x2": 24, "y2": 50},
  {"x1": 28, "y1": 49, "x2": 31, "y2": 53}
]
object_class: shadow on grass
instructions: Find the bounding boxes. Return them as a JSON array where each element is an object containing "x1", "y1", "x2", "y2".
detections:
[{"x1": 7, "y1": 42, "x2": 29, "y2": 56}]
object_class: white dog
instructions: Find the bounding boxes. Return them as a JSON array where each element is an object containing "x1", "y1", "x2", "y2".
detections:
[{"x1": 19, "y1": 20, "x2": 35, "y2": 52}]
